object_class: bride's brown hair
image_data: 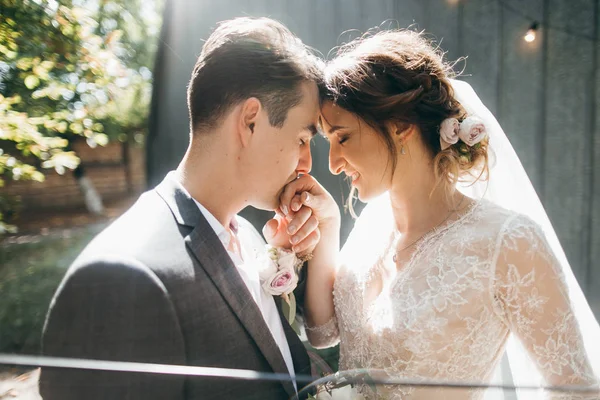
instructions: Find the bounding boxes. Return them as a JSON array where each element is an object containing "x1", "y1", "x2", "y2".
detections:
[{"x1": 320, "y1": 29, "x2": 489, "y2": 214}]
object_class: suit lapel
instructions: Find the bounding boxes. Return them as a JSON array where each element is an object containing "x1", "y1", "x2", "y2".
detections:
[
  {"x1": 156, "y1": 172, "x2": 296, "y2": 398},
  {"x1": 273, "y1": 296, "x2": 313, "y2": 399}
]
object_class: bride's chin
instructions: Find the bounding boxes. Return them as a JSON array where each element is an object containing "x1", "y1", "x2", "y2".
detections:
[
  {"x1": 356, "y1": 185, "x2": 388, "y2": 203},
  {"x1": 355, "y1": 187, "x2": 369, "y2": 202},
  {"x1": 354, "y1": 179, "x2": 386, "y2": 202}
]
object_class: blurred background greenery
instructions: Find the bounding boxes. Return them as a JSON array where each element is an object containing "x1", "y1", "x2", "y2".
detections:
[{"x1": 0, "y1": 0, "x2": 164, "y2": 233}]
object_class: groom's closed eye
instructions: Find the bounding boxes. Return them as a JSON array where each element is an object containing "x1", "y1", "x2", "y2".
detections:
[
  {"x1": 305, "y1": 123, "x2": 318, "y2": 137},
  {"x1": 299, "y1": 124, "x2": 318, "y2": 146}
]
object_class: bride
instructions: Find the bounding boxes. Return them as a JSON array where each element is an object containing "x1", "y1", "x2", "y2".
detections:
[{"x1": 276, "y1": 29, "x2": 600, "y2": 399}]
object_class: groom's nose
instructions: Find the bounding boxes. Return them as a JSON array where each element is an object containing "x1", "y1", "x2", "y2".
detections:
[{"x1": 296, "y1": 142, "x2": 312, "y2": 175}]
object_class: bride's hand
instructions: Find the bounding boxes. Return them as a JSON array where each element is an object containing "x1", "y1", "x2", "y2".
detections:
[
  {"x1": 262, "y1": 209, "x2": 320, "y2": 255},
  {"x1": 278, "y1": 175, "x2": 341, "y2": 254},
  {"x1": 262, "y1": 175, "x2": 340, "y2": 255},
  {"x1": 278, "y1": 174, "x2": 340, "y2": 228}
]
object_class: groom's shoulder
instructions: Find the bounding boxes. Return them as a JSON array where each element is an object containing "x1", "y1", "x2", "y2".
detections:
[{"x1": 75, "y1": 189, "x2": 183, "y2": 267}]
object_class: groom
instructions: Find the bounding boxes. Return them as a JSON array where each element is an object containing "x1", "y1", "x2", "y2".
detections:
[{"x1": 39, "y1": 17, "x2": 323, "y2": 400}]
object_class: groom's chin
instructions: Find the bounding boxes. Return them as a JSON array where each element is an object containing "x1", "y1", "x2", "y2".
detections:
[
  {"x1": 251, "y1": 194, "x2": 280, "y2": 212},
  {"x1": 251, "y1": 183, "x2": 290, "y2": 212},
  {"x1": 255, "y1": 203, "x2": 277, "y2": 212}
]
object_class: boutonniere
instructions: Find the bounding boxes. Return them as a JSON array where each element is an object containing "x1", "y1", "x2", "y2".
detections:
[{"x1": 255, "y1": 245, "x2": 304, "y2": 325}]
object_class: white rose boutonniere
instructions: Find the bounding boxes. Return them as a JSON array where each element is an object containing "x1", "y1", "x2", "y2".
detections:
[{"x1": 255, "y1": 246, "x2": 304, "y2": 325}]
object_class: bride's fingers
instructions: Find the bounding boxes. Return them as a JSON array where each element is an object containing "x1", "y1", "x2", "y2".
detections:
[
  {"x1": 262, "y1": 216, "x2": 291, "y2": 248},
  {"x1": 275, "y1": 207, "x2": 285, "y2": 219},
  {"x1": 290, "y1": 214, "x2": 319, "y2": 248},
  {"x1": 286, "y1": 205, "x2": 313, "y2": 236},
  {"x1": 298, "y1": 191, "x2": 322, "y2": 213},
  {"x1": 288, "y1": 191, "x2": 322, "y2": 218},
  {"x1": 280, "y1": 175, "x2": 316, "y2": 214},
  {"x1": 262, "y1": 218, "x2": 279, "y2": 241},
  {"x1": 285, "y1": 193, "x2": 308, "y2": 221},
  {"x1": 292, "y1": 228, "x2": 320, "y2": 254},
  {"x1": 290, "y1": 194, "x2": 303, "y2": 213}
]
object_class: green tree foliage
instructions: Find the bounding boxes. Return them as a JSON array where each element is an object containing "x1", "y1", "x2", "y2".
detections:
[{"x1": 0, "y1": 0, "x2": 162, "y2": 233}]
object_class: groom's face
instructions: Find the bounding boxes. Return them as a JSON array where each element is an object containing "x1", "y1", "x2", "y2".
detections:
[{"x1": 249, "y1": 82, "x2": 320, "y2": 210}]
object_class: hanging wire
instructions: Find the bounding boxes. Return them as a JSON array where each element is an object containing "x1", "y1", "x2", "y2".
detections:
[{"x1": 496, "y1": 0, "x2": 598, "y2": 42}]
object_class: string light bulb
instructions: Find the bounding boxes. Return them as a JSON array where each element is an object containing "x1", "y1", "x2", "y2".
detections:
[{"x1": 524, "y1": 22, "x2": 539, "y2": 43}]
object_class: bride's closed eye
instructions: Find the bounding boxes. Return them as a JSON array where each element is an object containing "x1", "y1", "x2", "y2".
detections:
[{"x1": 338, "y1": 134, "x2": 350, "y2": 145}]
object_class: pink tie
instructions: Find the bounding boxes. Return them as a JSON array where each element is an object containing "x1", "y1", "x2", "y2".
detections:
[{"x1": 226, "y1": 218, "x2": 243, "y2": 261}]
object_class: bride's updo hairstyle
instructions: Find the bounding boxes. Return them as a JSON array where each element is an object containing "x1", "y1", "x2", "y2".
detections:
[{"x1": 320, "y1": 29, "x2": 489, "y2": 198}]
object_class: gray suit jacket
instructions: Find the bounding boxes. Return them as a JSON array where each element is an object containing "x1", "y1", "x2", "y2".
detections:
[{"x1": 39, "y1": 173, "x2": 312, "y2": 400}]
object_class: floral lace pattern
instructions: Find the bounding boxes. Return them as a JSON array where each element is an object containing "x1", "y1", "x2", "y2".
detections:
[{"x1": 306, "y1": 200, "x2": 598, "y2": 399}]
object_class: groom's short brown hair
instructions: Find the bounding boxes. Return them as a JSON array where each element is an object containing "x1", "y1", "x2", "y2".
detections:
[{"x1": 187, "y1": 17, "x2": 323, "y2": 133}]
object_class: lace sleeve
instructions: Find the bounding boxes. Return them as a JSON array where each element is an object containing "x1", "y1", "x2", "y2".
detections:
[
  {"x1": 492, "y1": 215, "x2": 598, "y2": 397},
  {"x1": 305, "y1": 316, "x2": 340, "y2": 349}
]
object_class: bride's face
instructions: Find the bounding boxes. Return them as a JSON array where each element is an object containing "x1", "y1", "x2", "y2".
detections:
[{"x1": 320, "y1": 101, "x2": 395, "y2": 202}]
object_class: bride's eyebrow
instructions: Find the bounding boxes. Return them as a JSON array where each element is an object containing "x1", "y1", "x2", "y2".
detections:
[
  {"x1": 318, "y1": 115, "x2": 348, "y2": 136},
  {"x1": 328, "y1": 125, "x2": 347, "y2": 134}
]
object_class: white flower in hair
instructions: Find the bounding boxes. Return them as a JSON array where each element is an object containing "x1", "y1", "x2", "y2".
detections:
[
  {"x1": 458, "y1": 116, "x2": 487, "y2": 146},
  {"x1": 439, "y1": 118, "x2": 460, "y2": 150}
]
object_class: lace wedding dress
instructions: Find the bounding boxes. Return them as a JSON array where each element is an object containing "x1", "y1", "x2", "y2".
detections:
[
  {"x1": 307, "y1": 196, "x2": 598, "y2": 399},
  {"x1": 305, "y1": 79, "x2": 600, "y2": 399}
]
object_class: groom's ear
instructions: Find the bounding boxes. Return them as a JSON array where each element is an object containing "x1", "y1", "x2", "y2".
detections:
[{"x1": 238, "y1": 97, "x2": 261, "y2": 147}]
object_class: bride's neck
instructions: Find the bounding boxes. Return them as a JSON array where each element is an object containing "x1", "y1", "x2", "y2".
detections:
[{"x1": 389, "y1": 169, "x2": 462, "y2": 235}]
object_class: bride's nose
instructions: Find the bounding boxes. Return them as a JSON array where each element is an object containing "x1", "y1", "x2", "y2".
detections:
[{"x1": 329, "y1": 143, "x2": 345, "y2": 175}]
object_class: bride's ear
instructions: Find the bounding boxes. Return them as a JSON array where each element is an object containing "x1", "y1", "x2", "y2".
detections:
[{"x1": 387, "y1": 122, "x2": 417, "y2": 143}]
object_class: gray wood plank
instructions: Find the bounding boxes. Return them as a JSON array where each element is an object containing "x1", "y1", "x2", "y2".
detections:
[
  {"x1": 544, "y1": 0, "x2": 596, "y2": 282},
  {"x1": 498, "y1": 0, "x2": 544, "y2": 192}
]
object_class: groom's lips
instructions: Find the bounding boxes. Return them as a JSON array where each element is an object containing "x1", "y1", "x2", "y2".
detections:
[{"x1": 276, "y1": 174, "x2": 300, "y2": 197}]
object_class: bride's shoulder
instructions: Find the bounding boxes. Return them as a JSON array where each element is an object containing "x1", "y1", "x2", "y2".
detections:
[
  {"x1": 473, "y1": 199, "x2": 543, "y2": 241},
  {"x1": 470, "y1": 199, "x2": 539, "y2": 234}
]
